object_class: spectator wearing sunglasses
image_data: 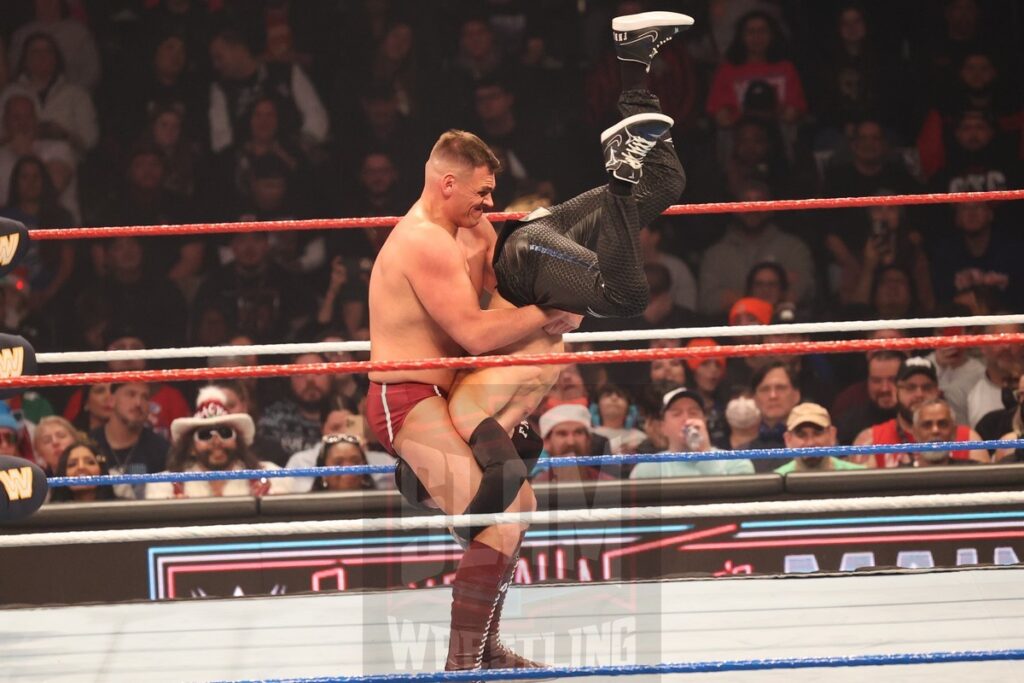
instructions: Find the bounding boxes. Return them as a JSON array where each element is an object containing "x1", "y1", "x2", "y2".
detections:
[
  {"x1": 145, "y1": 387, "x2": 290, "y2": 499},
  {"x1": 312, "y1": 433, "x2": 376, "y2": 492}
]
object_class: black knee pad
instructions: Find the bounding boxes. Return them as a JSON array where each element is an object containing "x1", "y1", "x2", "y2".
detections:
[
  {"x1": 458, "y1": 417, "x2": 528, "y2": 541},
  {"x1": 394, "y1": 459, "x2": 435, "y2": 511},
  {"x1": 511, "y1": 419, "x2": 543, "y2": 475}
]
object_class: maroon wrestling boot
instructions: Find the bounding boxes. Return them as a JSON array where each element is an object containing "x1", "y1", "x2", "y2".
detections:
[
  {"x1": 446, "y1": 539, "x2": 553, "y2": 681},
  {"x1": 481, "y1": 542, "x2": 555, "y2": 680},
  {"x1": 445, "y1": 540, "x2": 514, "y2": 674}
]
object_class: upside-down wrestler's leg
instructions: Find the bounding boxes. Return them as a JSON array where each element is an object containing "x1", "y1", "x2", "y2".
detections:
[{"x1": 493, "y1": 93, "x2": 682, "y2": 319}]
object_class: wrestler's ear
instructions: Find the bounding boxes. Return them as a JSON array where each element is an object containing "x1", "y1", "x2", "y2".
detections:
[{"x1": 441, "y1": 173, "x2": 457, "y2": 197}]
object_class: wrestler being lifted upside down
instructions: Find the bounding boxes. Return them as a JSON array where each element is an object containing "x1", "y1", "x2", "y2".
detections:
[{"x1": 365, "y1": 11, "x2": 692, "y2": 675}]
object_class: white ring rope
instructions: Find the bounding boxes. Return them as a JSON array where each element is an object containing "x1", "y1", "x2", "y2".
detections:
[
  {"x1": 4, "y1": 490, "x2": 1022, "y2": 548},
  {"x1": 36, "y1": 341, "x2": 373, "y2": 364},
  {"x1": 34, "y1": 314, "x2": 1024, "y2": 364}
]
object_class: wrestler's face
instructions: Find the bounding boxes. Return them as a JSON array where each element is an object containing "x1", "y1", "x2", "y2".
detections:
[{"x1": 453, "y1": 165, "x2": 495, "y2": 228}]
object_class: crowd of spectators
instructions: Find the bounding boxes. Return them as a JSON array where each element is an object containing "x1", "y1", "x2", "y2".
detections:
[{"x1": 0, "y1": 0, "x2": 1021, "y2": 503}]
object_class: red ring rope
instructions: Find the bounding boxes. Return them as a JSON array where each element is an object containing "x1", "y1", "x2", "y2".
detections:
[
  {"x1": 5, "y1": 333, "x2": 1021, "y2": 389},
  {"x1": 27, "y1": 189, "x2": 1024, "y2": 240}
]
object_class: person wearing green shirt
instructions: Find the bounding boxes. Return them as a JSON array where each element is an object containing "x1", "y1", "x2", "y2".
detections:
[{"x1": 776, "y1": 402, "x2": 866, "y2": 474}]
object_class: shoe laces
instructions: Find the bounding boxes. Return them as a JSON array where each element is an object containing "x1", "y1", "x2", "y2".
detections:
[{"x1": 620, "y1": 133, "x2": 657, "y2": 169}]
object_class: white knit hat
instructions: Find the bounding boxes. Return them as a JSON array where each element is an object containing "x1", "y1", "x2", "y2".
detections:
[
  {"x1": 539, "y1": 403, "x2": 592, "y2": 439},
  {"x1": 169, "y1": 386, "x2": 255, "y2": 446}
]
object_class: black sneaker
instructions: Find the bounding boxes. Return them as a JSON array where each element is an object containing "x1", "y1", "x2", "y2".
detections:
[
  {"x1": 601, "y1": 112, "x2": 674, "y2": 184},
  {"x1": 613, "y1": 11, "x2": 695, "y2": 71}
]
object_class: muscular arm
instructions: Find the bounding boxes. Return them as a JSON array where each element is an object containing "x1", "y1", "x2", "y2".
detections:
[{"x1": 407, "y1": 230, "x2": 552, "y2": 355}]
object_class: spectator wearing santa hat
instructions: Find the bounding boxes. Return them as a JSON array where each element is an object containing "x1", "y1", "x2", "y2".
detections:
[
  {"x1": 145, "y1": 386, "x2": 291, "y2": 499},
  {"x1": 532, "y1": 404, "x2": 616, "y2": 483}
]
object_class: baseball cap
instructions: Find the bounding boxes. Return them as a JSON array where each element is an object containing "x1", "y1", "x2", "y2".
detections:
[
  {"x1": 538, "y1": 404, "x2": 592, "y2": 439},
  {"x1": 786, "y1": 402, "x2": 832, "y2": 431},
  {"x1": 729, "y1": 297, "x2": 773, "y2": 326},
  {"x1": 0, "y1": 403, "x2": 17, "y2": 432},
  {"x1": 661, "y1": 387, "x2": 705, "y2": 414},
  {"x1": 897, "y1": 356, "x2": 938, "y2": 384},
  {"x1": 685, "y1": 338, "x2": 725, "y2": 371}
]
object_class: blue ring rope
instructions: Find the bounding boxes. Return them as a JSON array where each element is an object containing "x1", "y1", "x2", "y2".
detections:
[
  {"x1": 46, "y1": 438, "x2": 1024, "y2": 488},
  {"x1": 222, "y1": 648, "x2": 1024, "y2": 682}
]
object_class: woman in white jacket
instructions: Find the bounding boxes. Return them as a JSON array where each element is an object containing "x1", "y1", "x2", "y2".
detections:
[{"x1": 2, "y1": 31, "x2": 97, "y2": 158}]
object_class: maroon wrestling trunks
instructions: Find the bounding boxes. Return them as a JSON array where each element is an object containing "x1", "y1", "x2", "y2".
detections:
[{"x1": 365, "y1": 381, "x2": 447, "y2": 456}]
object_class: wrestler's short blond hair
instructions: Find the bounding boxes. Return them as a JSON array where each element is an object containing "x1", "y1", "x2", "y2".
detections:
[{"x1": 430, "y1": 130, "x2": 501, "y2": 173}]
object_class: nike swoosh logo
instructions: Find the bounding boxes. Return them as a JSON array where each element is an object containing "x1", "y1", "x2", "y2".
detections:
[
  {"x1": 621, "y1": 30, "x2": 659, "y2": 46},
  {"x1": 606, "y1": 133, "x2": 624, "y2": 165}
]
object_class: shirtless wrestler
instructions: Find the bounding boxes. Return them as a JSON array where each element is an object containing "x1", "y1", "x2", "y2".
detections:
[{"x1": 365, "y1": 11, "x2": 692, "y2": 676}]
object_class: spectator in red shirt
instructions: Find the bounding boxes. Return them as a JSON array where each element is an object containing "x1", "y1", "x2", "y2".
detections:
[
  {"x1": 854, "y1": 357, "x2": 988, "y2": 467},
  {"x1": 911, "y1": 398, "x2": 988, "y2": 466},
  {"x1": 706, "y1": 11, "x2": 806, "y2": 131}
]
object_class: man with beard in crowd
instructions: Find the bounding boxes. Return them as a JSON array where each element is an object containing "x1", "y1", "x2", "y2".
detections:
[
  {"x1": 854, "y1": 357, "x2": 988, "y2": 467},
  {"x1": 258, "y1": 352, "x2": 332, "y2": 455},
  {"x1": 777, "y1": 403, "x2": 865, "y2": 473},
  {"x1": 834, "y1": 350, "x2": 904, "y2": 444},
  {"x1": 90, "y1": 382, "x2": 169, "y2": 499},
  {"x1": 146, "y1": 387, "x2": 290, "y2": 499}
]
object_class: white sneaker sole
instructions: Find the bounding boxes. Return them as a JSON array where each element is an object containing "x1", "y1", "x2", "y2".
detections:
[
  {"x1": 612, "y1": 11, "x2": 695, "y2": 32},
  {"x1": 600, "y1": 112, "x2": 675, "y2": 143}
]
